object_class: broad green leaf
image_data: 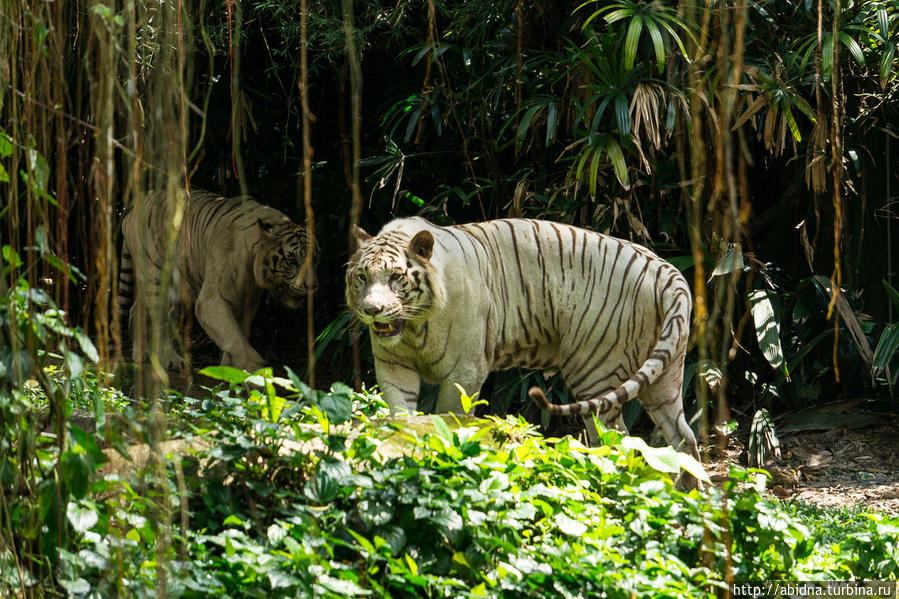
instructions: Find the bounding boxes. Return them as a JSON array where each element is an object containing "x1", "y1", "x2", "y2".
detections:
[
  {"x1": 74, "y1": 328, "x2": 99, "y2": 363},
  {"x1": 315, "y1": 575, "x2": 372, "y2": 596},
  {"x1": 223, "y1": 514, "x2": 244, "y2": 527},
  {"x1": 3, "y1": 245, "x2": 23, "y2": 268},
  {"x1": 59, "y1": 579, "x2": 91, "y2": 595},
  {"x1": 0, "y1": 162, "x2": 8, "y2": 184},
  {"x1": 67, "y1": 501, "x2": 98, "y2": 533},
  {"x1": 65, "y1": 349, "x2": 84, "y2": 379},
  {"x1": 646, "y1": 20, "x2": 665, "y2": 72},
  {"x1": 199, "y1": 365, "x2": 249, "y2": 384},
  {"x1": 880, "y1": 45, "x2": 896, "y2": 84},
  {"x1": 0, "y1": 131, "x2": 12, "y2": 158},
  {"x1": 657, "y1": 19, "x2": 689, "y2": 59},
  {"x1": 614, "y1": 93, "x2": 630, "y2": 137},
  {"x1": 69, "y1": 424, "x2": 106, "y2": 466},
  {"x1": 601, "y1": 8, "x2": 632, "y2": 25},
  {"x1": 319, "y1": 392, "x2": 352, "y2": 424},
  {"x1": 624, "y1": 15, "x2": 643, "y2": 70},
  {"x1": 822, "y1": 35, "x2": 833, "y2": 75},
  {"x1": 555, "y1": 513, "x2": 588, "y2": 537},
  {"x1": 749, "y1": 289, "x2": 786, "y2": 373},
  {"x1": 605, "y1": 137, "x2": 629, "y2": 188},
  {"x1": 620, "y1": 436, "x2": 710, "y2": 482},
  {"x1": 838, "y1": 32, "x2": 864, "y2": 66},
  {"x1": 748, "y1": 408, "x2": 779, "y2": 467},
  {"x1": 267, "y1": 523, "x2": 287, "y2": 546},
  {"x1": 304, "y1": 462, "x2": 344, "y2": 504},
  {"x1": 877, "y1": 8, "x2": 889, "y2": 40},
  {"x1": 588, "y1": 144, "x2": 602, "y2": 194},
  {"x1": 783, "y1": 105, "x2": 801, "y2": 142},
  {"x1": 411, "y1": 42, "x2": 434, "y2": 67},
  {"x1": 268, "y1": 570, "x2": 301, "y2": 590},
  {"x1": 516, "y1": 104, "x2": 544, "y2": 151},
  {"x1": 347, "y1": 529, "x2": 376, "y2": 554},
  {"x1": 405, "y1": 553, "x2": 419, "y2": 575},
  {"x1": 62, "y1": 453, "x2": 90, "y2": 499},
  {"x1": 285, "y1": 365, "x2": 313, "y2": 399},
  {"x1": 873, "y1": 323, "x2": 899, "y2": 370},
  {"x1": 430, "y1": 414, "x2": 453, "y2": 442}
]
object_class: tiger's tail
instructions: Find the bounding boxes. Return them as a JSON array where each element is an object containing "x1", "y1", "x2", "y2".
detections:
[
  {"x1": 531, "y1": 284, "x2": 689, "y2": 416},
  {"x1": 117, "y1": 241, "x2": 135, "y2": 338}
]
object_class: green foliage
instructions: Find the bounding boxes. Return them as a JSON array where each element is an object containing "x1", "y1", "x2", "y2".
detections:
[
  {"x1": 12, "y1": 368, "x2": 889, "y2": 597},
  {"x1": 0, "y1": 251, "x2": 108, "y2": 590}
]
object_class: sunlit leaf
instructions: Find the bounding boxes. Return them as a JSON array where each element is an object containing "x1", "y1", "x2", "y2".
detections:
[
  {"x1": 749, "y1": 289, "x2": 786, "y2": 373},
  {"x1": 605, "y1": 136, "x2": 629, "y2": 188},
  {"x1": 748, "y1": 408, "x2": 780, "y2": 467},
  {"x1": 624, "y1": 14, "x2": 643, "y2": 70},
  {"x1": 646, "y1": 20, "x2": 665, "y2": 72},
  {"x1": 621, "y1": 436, "x2": 710, "y2": 482},
  {"x1": 67, "y1": 501, "x2": 98, "y2": 533},
  {"x1": 783, "y1": 104, "x2": 801, "y2": 142},
  {"x1": 405, "y1": 553, "x2": 419, "y2": 575},
  {"x1": 588, "y1": 143, "x2": 602, "y2": 194},
  {"x1": 555, "y1": 513, "x2": 588, "y2": 537},
  {"x1": 200, "y1": 365, "x2": 249, "y2": 384},
  {"x1": 877, "y1": 8, "x2": 889, "y2": 40},
  {"x1": 710, "y1": 243, "x2": 744, "y2": 278},
  {"x1": 838, "y1": 31, "x2": 864, "y2": 66}
]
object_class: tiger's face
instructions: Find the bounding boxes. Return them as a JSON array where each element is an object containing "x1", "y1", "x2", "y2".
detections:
[
  {"x1": 346, "y1": 226, "x2": 438, "y2": 344},
  {"x1": 256, "y1": 221, "x2": 320, "y2": 309}
]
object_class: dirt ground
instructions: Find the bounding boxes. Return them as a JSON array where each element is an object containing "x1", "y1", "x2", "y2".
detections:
[{"x1": 705, "y1": 417, "x2": 899, "y2": 516}]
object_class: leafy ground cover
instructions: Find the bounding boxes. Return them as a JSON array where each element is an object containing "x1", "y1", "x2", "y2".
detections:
[
  {"x1": 2, "y1": 276, "x2": 898, "y2": 597},
  {"x1": 4, "y1": 366, "x2": 898, "y2": 597}
]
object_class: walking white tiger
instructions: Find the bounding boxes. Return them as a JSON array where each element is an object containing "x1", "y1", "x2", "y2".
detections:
[
  {"x1": 345, "y1": 216, "x2": 699, "y2": 461},
  {"x1": 119, "y1": 189, "x2": 319, "y2": 372}
]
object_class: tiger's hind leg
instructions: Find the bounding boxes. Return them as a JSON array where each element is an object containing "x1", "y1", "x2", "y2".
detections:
[
  {"x1": 639, "y1": 359, "x2": 701, "y2": 489},
  {"x1": 639, "y1": 363, "x2": 699, "y2": 461}
]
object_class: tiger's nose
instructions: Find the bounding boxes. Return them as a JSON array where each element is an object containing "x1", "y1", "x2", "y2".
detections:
[{"x1": 364, "y1": 306, "x2": 383, "y2": 316}]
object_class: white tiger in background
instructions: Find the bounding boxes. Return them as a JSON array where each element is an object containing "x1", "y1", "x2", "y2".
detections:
[
  {"x1": 119, "y1": 189, "x2": 319, "y2": 372},
  {"x1": 345, "y1": 216, "x2": 699, "y2": 461}
]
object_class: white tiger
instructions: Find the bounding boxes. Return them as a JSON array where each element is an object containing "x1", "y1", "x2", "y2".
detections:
[
  {"x1": 119, "y1": 189, "x2": 319, "y2": 372},
  {"x1": 345, "y1": 216, "x2": 699, "y2": 460}
]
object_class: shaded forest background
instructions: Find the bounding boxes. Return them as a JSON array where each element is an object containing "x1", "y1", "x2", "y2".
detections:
[{"x1": 2, "y1": 0, "x2": 898, "y2": 432}]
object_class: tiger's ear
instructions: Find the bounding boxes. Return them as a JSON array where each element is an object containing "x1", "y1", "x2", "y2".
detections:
[
  {"x1": 408, "y1": 230, "x2": 433, "y2": 261},
  {"x1": 351, "y1": 225, "x2": 372, "y2": 251},
  {"x1": 258, "y1": 218, "x2": 276, "y2": 237}
]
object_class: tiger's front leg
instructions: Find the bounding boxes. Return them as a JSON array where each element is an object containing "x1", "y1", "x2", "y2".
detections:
[
  {"x1": 374, "y1": 357, "x2": 421, "y2": 414},
  {"x1": 435, "y1": 365, "x2": 488, "y2": 414},
  {"x1": 195, "y1": 285, "x2": 265, "y2": 372}
]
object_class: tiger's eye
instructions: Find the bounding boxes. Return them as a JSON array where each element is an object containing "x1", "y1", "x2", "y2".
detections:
[{"x1": 389, "y1": 273, "x2": 402, "y2": 284}]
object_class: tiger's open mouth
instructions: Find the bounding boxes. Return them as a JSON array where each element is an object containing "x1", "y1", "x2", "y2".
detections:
[{"x1": 371, "y1": 320, "x2": 405, "y2": 337}]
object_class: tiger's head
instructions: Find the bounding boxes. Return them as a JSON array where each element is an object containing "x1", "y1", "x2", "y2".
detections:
[
  {"x1": 255, "y1": 219, "x2": 320, "y2": 309},
  {"x1": 345, "y1": 224, "x2": 445, "y2": 344}
]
